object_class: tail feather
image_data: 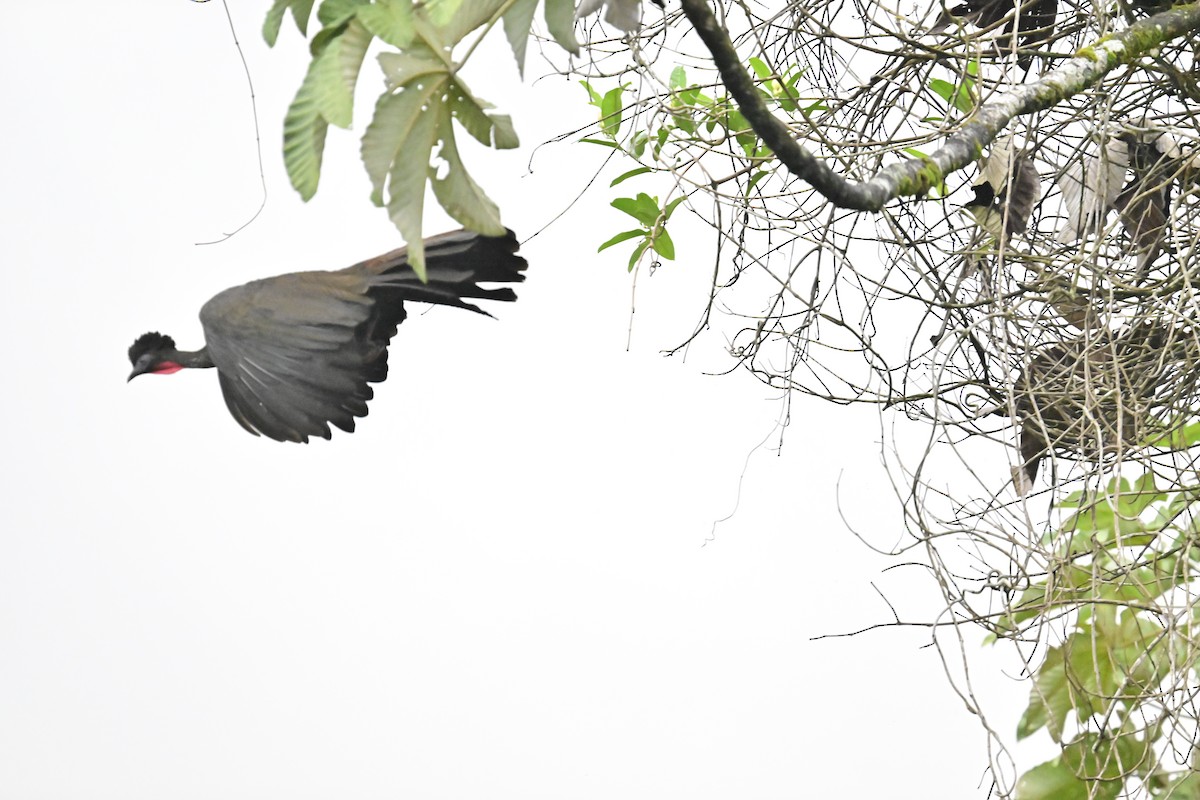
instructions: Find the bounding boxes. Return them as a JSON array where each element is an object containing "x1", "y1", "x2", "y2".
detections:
[{"x1": 360, "y1": 229, "x2": 526, "y2": 315}]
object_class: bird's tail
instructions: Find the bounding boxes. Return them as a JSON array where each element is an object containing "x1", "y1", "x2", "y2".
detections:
[{"x1": 360, "y1": 229, "x2": 527, "y2": 316}]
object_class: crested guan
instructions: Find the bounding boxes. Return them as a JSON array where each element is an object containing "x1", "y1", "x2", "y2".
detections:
[{"x1": 128, "y1": 229, "x2": 526, "y2": 442}]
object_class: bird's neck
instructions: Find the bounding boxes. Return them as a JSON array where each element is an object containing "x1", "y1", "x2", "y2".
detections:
[{"x1": 173, "y1": 348, "x2": 215, "y2": 369}]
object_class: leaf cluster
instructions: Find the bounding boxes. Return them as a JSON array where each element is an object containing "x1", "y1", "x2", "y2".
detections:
[
  {"x1": 995, "y1": 468, "x2": 1200, "y2": 799},
  {"x1": 262, "y1": 0, "x2": 578, "y2": 276},
  {"x1": 580, "y1": 61, "x2": 815, "y2": 268}
]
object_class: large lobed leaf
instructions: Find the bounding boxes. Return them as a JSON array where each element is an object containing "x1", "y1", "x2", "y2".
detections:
[
  {"x1": 362, "y1": 45, "x2": 513, "y2": 276},
  {"x1": 264, "y1": 0, "x2": 318, "y2": 46},
  {"x1": 431, "y1": 104, "x2": 505, "y2": 235},
  {"x1": 282, "y1": 59, "x2": 331, "y2": 201},
  {"x1": 385, "y1": 105, "x2": 441, "y2": 279},
  {"x1": 281, "y1": 19, "x2": 371, "y2": 198},
  {"x1": 502, "y1": 0, "x2": 540, "y2": 77},
  {"x1": 268, "y1": 0, "x2": 570, "y2": 274}
]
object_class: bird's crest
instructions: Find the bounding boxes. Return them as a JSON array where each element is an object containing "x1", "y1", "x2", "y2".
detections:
[{"x1": 128, "y1": 331, "x2": 176, "y2": 365}]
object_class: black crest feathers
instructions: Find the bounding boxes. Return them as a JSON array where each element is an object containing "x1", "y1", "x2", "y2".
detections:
[{"x1": 129, "y1": 332, "x2": 176, "y2": 365}]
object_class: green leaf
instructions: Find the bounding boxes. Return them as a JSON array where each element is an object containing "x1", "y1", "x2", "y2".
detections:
[
  {"x1": 1017, "y1": 644, "x2": 1074, "y2": 742},
  {"x1": 356, "y1": 0, "x2": 415, "y2": 47},
  {"x1": 598, "y1": 228, "x2": 645, "y2": 252},
  {"x1": 502, "y1": 0, "x2": 538, "y2": 77},
  {"x1": 426, "y1": 0, "x2": 498, "y2": 45},
  {"x1": 611, "y1": 167, "x2": 651, "y2": 187},
  {"x1": 309, "y1": 20, "x2": 350, "y2": 56},
  {"x1": 378, "y1": 48, "x2": 448, "y2": 90},
  {"x1": 610, "y1": 196, "x2": 643, "y2": 222},
  {"x1": 600, "y1": 86, "x2": 624, "y2": 137},
  {"x1": 385, "y1": 102, "x2": 441, "y2": 280},
  {"x1": 318, "y1": 0, "x2": 368, "y2": 26},
  {"x1": 422, "y1": 0, "x2": 465, "y2": 26},
  {"x1": 1143, "y1": 418, "x2": 1200, "y2": 448},
  {"x1": 630, "y1": 130, "x2": 648, "y2": 159},
  {"x1": 293, "y1": 0, "x2": 320, "y2": 33},
  {"x1": 627, "y1": 238, "x2": 649, "y2": 272},
  {"x1": 1061, "y1": 728, "x2": 1154, "y2": 785},
  {"x1": 662, "y1": 195, "x2": 685, "y2": 220},
  {"x1": 651, "y1": 227, "x2": 675, "y2": 259},
  {"x1": 361, "y1": 81, "x2": 443, "y2": 205},
  {"x1": 264, "y1": 0, "x2": 318, "y2": 45},
  {"x1": 745, "y1": 169, "x2": 769, "y2": 196},
  {"x1": 1056, "y1": 488, "x2": 1088, "y2": 510},
  {"x1": 448, "y1": 82, "x2": 496, "y2": 146},
  {"x1": 544, "y1": 0, "x2": 580, "y2": 55},
  {"x1": 491, "y1": 114, "x2": 518, "y2": 149},
  {"x1": 580, "y1": 80, "x2": 602, "y2": 106},
  {"x1": 672, "y1": 113, "x2": 696, "y2": 135},
  {"x1": 1016, "y1": 699, "x2": 1048, "y2": 741},
  {"x1": 928, "y1": 76, "x2": 973, "y2": 114},
  {"x1": 430, "y1": 104, "x2": 505, "y2": 234},
  {"x1": 579, "y1": 137, "x2": 620, "y2": 148},
  {"x1": 636, "y1": 192, "x2": 662, "y2": 221},
  {"x1": 283, "y1": 60, "x2": 332, "y2": 201},
  {"x1": 653, "y1": 127, "x2": 669, "y2": 159},
  {"x1": 1156, "y1": 772, "x2": 1200, "y2": 800},
  {"x1": 1180, "y1": 420, "x2": 1200, "y2": 445},
  {"x1": 928, "y1": 78, "x2": 956, "y2": 103},
  {"x1": 748, "y1": 56, "x2": 771, "y2": 80},
  {"x1": 669, "y1": 66, "x2": 686, "y2": 89},
  {"x1": 952, "y1": 87, "x2": 974, "y2": 113},
  {"x1": 264, "y1": 0, "x2": 291, "y2": 46},
  {"x1": 1014, "y1": 759, "x2": 1093, "y2": 800},
  {"x1": 310, "y1": 20, "x2": 372, "y2": 129},
  {"x1": 611, "y1": 193, "x2": 661, "y2": 227},
  {"x1": 446, "y1": 79, "x2": 516, "y2": 149}
]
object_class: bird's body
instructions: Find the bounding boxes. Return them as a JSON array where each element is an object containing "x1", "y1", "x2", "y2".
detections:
[{"x1": 128, "y1": 229, "x2": 525, "y2": 442}]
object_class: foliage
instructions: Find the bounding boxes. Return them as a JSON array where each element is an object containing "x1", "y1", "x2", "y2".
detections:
[
  {"x1": 561, "y1": 4, "x2": 1200, "y2": 796},
  {"x1": 999, "y1": 461, "x2": 1200, "y2": 799},
  {"x1": 262, "y1": 0, "x2": 577, "y2": 277},
  {"x1": 577, "y1": 65, "x2": 786, "y2": 266},
  {"x1": 262, "y1": 0, "x2": 1200, "y2": 795}
]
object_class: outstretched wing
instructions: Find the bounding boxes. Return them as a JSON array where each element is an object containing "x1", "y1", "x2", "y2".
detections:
[
  {"x1": 199, "y1": 270, "x2": 382, "y2": 442},
  {"x1": 198, "y1": 230, "x2": 525, "y2": 442}
]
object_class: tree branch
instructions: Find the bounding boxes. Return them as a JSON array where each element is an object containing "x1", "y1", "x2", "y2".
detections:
[{"x1": 678, "y1": 0, "x2": 1200, "y2": 210}]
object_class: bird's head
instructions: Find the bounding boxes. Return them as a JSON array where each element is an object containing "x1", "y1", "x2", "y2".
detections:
[{"x1": 128, "y1": 332, "x2": 183, "y2": 381}]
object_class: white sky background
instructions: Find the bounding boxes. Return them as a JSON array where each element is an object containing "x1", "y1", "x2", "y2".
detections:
[{"x1": 0, "y1": 2, "x2": 1049, "y2": 796}]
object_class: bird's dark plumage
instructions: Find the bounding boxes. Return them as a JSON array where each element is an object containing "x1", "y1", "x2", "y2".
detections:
[
  {"x1": 127, "y1": 229, "x2": 526, "y2": 442},
  {"x1": 932, "y1": 0, "x2": 1058, "y2": 70},
  {"x1": 128, "y1": 332, "x2": 177, "y2": 365}
]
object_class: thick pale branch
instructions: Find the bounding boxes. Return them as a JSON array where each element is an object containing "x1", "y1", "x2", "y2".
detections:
[{"x1": 679, "y1": 0, "x2": 1200, "y2": 210}]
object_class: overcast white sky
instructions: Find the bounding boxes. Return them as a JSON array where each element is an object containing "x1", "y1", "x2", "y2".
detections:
[{"x1": 0, "y1": 2, "x2": 1051, "y2": 797}]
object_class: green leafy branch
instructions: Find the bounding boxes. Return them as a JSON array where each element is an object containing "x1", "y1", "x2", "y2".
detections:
[
  {"x1": 993, "y1": 468, "x2": 1200, "y2": 800},
  {"x1": 598, "y1": 192, "x2": 685, "y2": 271},
  {"x1": 582, "y1": 62, "x2": 810, "y2": 269},
  {"x1": 262, "y1": 0, "x2": 577, "y2": 277}
]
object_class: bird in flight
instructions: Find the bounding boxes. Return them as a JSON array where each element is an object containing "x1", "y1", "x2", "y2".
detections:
[{"x1": 128, "y1": 229, "x2": 526, "y2": 442}]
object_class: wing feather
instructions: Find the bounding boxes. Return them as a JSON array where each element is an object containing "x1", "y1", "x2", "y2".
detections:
[
  {"x1": 200, "y1": 271, "x2": 380, "y2": 442},
  {"x1": 196, "y1": 230, "x2": 524, "y2": 442}
]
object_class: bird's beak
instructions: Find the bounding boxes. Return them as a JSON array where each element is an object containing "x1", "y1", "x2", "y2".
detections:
[{"x1": 128, "y1": 365, "x2": 148, "y2": 382}]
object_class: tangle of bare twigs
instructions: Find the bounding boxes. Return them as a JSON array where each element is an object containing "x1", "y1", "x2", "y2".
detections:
[{"x1": 550, "y1": 0, "x2": 1200, "y2": 794}]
